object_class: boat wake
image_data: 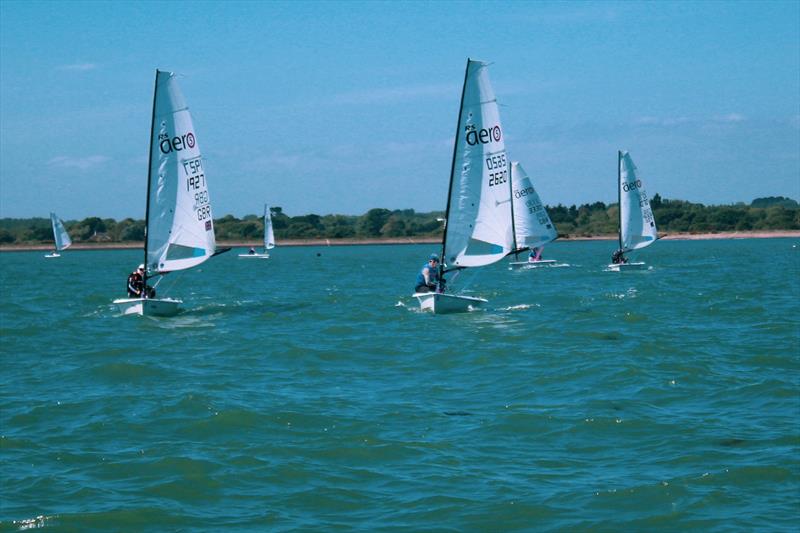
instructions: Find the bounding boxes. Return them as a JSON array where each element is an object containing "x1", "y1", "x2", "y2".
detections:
[{"x1": 501, "y1": 303, "x2": 539, "y2": 311}]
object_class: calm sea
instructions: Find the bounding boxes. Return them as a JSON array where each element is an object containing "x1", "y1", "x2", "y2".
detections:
[{"x1": 1, "y1": 239, "x2": 798, "y2": 531}]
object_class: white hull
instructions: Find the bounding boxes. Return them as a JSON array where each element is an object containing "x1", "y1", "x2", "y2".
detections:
[
  {"x1": 44, "y1": 253, "x2": 61, "y2": 258},
  {"x1": 509, "y1": 259, "x2": 557, "y2": 269},
  {"x1": 238, "y1": 253, "x2": 270, "y2": 259},
  {"x1": 413, "y1": 292, "x2": 486, "y2": 314},
  {"x1": 113, "y1": 297, "x2": 182, "y2": 317},
  {"x1": 607, "y1": 262, "x2": 647, "y2": 272}
]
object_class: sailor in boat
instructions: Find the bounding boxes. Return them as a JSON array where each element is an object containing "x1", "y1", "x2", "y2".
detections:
[
  {"x1": 127, "y1": 264, "x2": 155, "y2": 298},
  {"x1": 528, "y1": 248, "x2": 542, "y2": 262},
  {"x1": 415, "y1": 254, "x2": 444, "y2": 293},
  {"x1": 248, "y1": 247, "x2": 256, "y2": 255},
  {"x1": 611, "y1": 249, "x2": 628, "y2": 265}
]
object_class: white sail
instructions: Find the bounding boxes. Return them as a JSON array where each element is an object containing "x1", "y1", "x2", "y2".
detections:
[
  {"x1": 146, "y1": 70, "x2": 216, "y2": 273},
  {"x1": 619, "y1": 151, "x2": 657, "y2": 252},
  {"x1": 50, "y1": 212, "x2": 72, "y2": 251},
  {"x1": 264, "y1": 205, "x2": 275, "y2": 250},
  {"x1": 510, "y1": 162, "x2": 557, "y2": 251},
  {"x1": 443, "y1": 59, "x2": 514, "y2": 269}
]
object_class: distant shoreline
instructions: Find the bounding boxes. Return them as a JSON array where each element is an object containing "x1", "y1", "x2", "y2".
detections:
[{"x1": 1, "y1": 231, "x2": 798, "y2": 252}]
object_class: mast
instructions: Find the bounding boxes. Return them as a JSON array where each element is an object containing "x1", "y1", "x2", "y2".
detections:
[
  {"x1": 617, "y1": 150, "x2": 623, "y2": 252},
  {"x1": 142, "y1": 69, "x2": 160, "y2": 297},
  {"x1": 440, "y1": 58, "x2": 472, "y2": 281},
  {"x1": 50, "y1": 213, "x2": 57, "y2": 252},
  {"x1": 508, "y1": 160, "x2": 519, "y2": 257}
]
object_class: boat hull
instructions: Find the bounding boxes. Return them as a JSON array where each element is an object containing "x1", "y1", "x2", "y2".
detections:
[
  {"x1": 413, "y1": 292, "x2": 487, "y2": 314},
  {"x1": 44, "y1": 253, "x2": 61, "y2": 258},
  {"x1": 509, "y1": 259, "x2": 557, "y2": 269},
  {"x1": 113, "y1": 297, "x2": 182, "y2": 317},
  {"x1": 607, "y1": 262, "x2": 647, "y2": 272},
  {"x1": 238, "y1": 253, "x2": 270, "y2": 259}
]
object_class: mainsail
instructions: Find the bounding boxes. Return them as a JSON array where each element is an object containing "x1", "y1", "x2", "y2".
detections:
[
  {"x1": 145, "y1": 70, "x2": 216, "y2": 274},
  {"x1": 510, "y1": 162, "x2": 557, "y2": 251},
  {"x1": 264, "y1": 205, "x2": 275, "y2": 250},
  {"x1": 618, "y1": 151, "x2": 657, "y2": 252},
  {"x1": 443, "y1": 59, "x2": 514, "y2": 269},
  {"x1": 50, "y1": 212, "x2": 72, "y2": 251}
]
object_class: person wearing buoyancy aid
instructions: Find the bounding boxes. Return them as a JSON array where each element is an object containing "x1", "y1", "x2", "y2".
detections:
[
  {"x1": 414, "y1": 253, "x2": 442, "y2": 293},
  {"x1": 127, "y1": 264, "x2": 155, "y2": 298}
]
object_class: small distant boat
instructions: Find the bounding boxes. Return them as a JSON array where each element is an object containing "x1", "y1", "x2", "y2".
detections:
[
  {"x1": 239, "y1": 204, "x2": 275, "y2": 259},
  {"x1": 114, "y1": 70, "x2": 228, "y2": 317},
  {"x1": 506, "y1": 162, "x2": 559, "y2": 269},
  {"x1": 44, "y1": 212, "x2": 72, "y2": 258},
  {"x1": 413, "y1": 59, "x2": 515, "y2": 314},
  {"x1": 608, "y1": 151, "x2": 658, "y2": 271}
]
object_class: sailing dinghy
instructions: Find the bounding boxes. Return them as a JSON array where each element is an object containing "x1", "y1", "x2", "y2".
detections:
[
  {"x1": 44, "y1": 212, "x2": 72, "y2": 258},
  {"x1": 238, "y1": 204, "x2": 275, "y2": 259},
  {"x1": 506, "y1": 162, "x2": 558, "y2": 269},
  {"x1": 114, "y1": 70, "x2": 227, "y2": 317},
  {"x1": 413, "y1": 59, "x2": 515, "y2": 314},
  {"x1": 608, "y1": 151, "x2": 658, "y2": 271}
]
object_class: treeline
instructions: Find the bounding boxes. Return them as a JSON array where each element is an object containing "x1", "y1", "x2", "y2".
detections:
[{"x1": 1, "y1": 196, "x2": 797, "y2": 245}]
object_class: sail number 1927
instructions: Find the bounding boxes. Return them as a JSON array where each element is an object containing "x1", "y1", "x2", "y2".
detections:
[
  {"x1": 182, "y1": 156, "x2": 211, "y2": 221},
  {"x1": 183, "y1": 157, "x2": 205, "y2": 192}
]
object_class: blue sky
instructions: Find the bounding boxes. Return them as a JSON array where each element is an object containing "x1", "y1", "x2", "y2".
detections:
[{"x1": 1, "y1": 0, "x2": 798, "y2": 219}]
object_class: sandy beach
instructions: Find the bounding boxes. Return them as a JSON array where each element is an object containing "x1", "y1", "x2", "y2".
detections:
[{"x1": 1, "y1": 231, "x2": 797, "y2": 252}]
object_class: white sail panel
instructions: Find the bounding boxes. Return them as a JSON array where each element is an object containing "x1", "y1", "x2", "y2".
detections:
[
  {"x1": 619, "y1": 151, "x2": 657, "y2": 252},
  {"x1": 510, "y1": 162, "x2": 557, "y2": 250},
  {"x1": 146, "y1": 70, "x2": 216, "y2": 273},
  {"x1": 443, "y1": 59, "x2": 514, "y2": 268},
  {"x1": 264, "y1": 205, "x2": 275, "y2": 250},
  {"x1": 50, "y1": 212, "x2": 72, "y2": 251}
]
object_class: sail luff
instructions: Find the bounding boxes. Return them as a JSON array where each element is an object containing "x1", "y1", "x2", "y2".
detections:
[
  {"x1": 440, "y1": 58, "x2": 472, "y2": 277},
  {"x1": 143, "y1": 69, "x2": 160, "y2": 289},
  {"x1": 617, "y1": 150, "x2": 622, "y2": 251},
  {"x1": 508, "y1": 158, "x2": 518, "y2": 253}
]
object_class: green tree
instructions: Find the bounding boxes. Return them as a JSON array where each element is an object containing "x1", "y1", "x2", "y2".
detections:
[{"x1": 356, "y1": 208, "x2": 391, "y2": 237}]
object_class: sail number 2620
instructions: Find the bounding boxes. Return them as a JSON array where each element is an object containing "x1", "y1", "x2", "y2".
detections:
[{"x1": 486, "y1": 154, "x2": 507, "y2": 187}]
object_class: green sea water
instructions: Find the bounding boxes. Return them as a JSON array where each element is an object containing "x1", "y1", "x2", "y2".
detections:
[{"x1": 1, "y1": 239, "x2": 798, "y2": 531}]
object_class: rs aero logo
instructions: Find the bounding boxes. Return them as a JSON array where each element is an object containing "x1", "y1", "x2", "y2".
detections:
[
  {"x1": 622, "y1": 180, "x2": 642, "y2": 192},
  {"x1": 465, "y1": 123, "x2": 501, "y2": 146},
  {"x1": 158, "y1": 131, "x2": 196, "y2": 154}
]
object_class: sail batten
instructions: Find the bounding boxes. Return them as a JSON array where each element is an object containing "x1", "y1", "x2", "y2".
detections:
[
  {"x1": 618, "y1": 151, "x2": 657, "y2": 253},
  {"x1": 145, "y1": 70, "x2": 215, "y2": 274}
]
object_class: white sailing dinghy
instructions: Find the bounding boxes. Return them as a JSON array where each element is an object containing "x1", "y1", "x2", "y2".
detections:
[
  {"x1": 238, "y1": 204, "x2": 275, "y2": 259},
  {"x1": 44, "y1": 212, "x2": 72, "y2": 258},
  {"x1": 608, "y1": 151, "x2": 658, "y2": 271},
  {"x1": 413, "y1": 59, "x2": 515, "y2": 314},
  {"x1": 114, "y1": 70, "x2": 226, "y2": 317},
  {"x1": 507, "y1": 162, "x2": 558, "y2": 269}
]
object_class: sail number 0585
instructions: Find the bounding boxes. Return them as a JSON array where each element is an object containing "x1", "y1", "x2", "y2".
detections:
[{"x1": 486, "y1": 154, "x2": 507, "y2": 187}]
